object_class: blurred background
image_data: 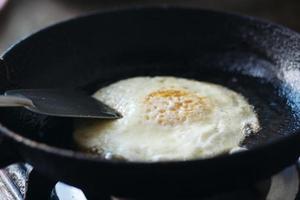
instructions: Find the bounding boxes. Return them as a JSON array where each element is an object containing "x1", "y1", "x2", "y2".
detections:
[{"x1": 0, "y1": 0, "x2": 300, "y2": 54}]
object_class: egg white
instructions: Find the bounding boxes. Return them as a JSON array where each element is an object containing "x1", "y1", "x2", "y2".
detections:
[{"x1": 74, "y1": 76, "x2": 260, "y2": 162}]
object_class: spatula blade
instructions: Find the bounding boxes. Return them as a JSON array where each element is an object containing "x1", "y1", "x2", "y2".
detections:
[{"x1": 5, "y1": 89, "x2": 122, "y2": 119}]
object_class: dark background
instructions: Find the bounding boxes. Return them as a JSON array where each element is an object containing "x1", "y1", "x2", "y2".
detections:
[{"x1": 0, "y1": 0, "x2": 300, "y2": 53}]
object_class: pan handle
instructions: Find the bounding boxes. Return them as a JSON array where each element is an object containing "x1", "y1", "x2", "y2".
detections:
[{"x1": 0, "y1": 131, "x2": 22, "y2": 168}]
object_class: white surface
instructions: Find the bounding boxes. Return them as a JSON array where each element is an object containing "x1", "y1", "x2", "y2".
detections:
[
  {"x1": 0, "y1": 0, "x2": 101, "y2": 54},
  {"x1": 55, "y1": 182, "x2": 87, "y2": 200}
]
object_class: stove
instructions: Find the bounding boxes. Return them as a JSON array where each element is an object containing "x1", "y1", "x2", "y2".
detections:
[{"x1": 0, "y1": 160, "x2": 300, "y2": 200}]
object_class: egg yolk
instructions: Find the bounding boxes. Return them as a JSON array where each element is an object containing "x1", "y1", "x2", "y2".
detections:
[{"x1": 144, "y1": 89, "x2": 212, "y2": 126}]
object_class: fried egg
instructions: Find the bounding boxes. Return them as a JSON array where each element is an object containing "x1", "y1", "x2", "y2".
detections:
[{"x1": 74, "y1": 76, "x2": 260, "y2": 162}]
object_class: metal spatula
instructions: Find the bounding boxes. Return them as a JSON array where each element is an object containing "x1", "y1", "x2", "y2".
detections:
[{"x1": 0, "y1": 89, "x2": 122, "y2": 119}]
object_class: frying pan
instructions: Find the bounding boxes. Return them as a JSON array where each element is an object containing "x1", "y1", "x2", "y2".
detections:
[{"x1": 0, "y1": 6, "x2": 300, "y2": 199}]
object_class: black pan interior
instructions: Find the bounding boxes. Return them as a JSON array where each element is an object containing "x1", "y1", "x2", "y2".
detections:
[{"x1": 0, "y1": 8, "x2": 300, "y2": 156}]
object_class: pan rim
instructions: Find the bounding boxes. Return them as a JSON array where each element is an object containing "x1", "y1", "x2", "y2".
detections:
[{"x1": 1, "y1": 5, "x2": 300, "y2": 166}]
